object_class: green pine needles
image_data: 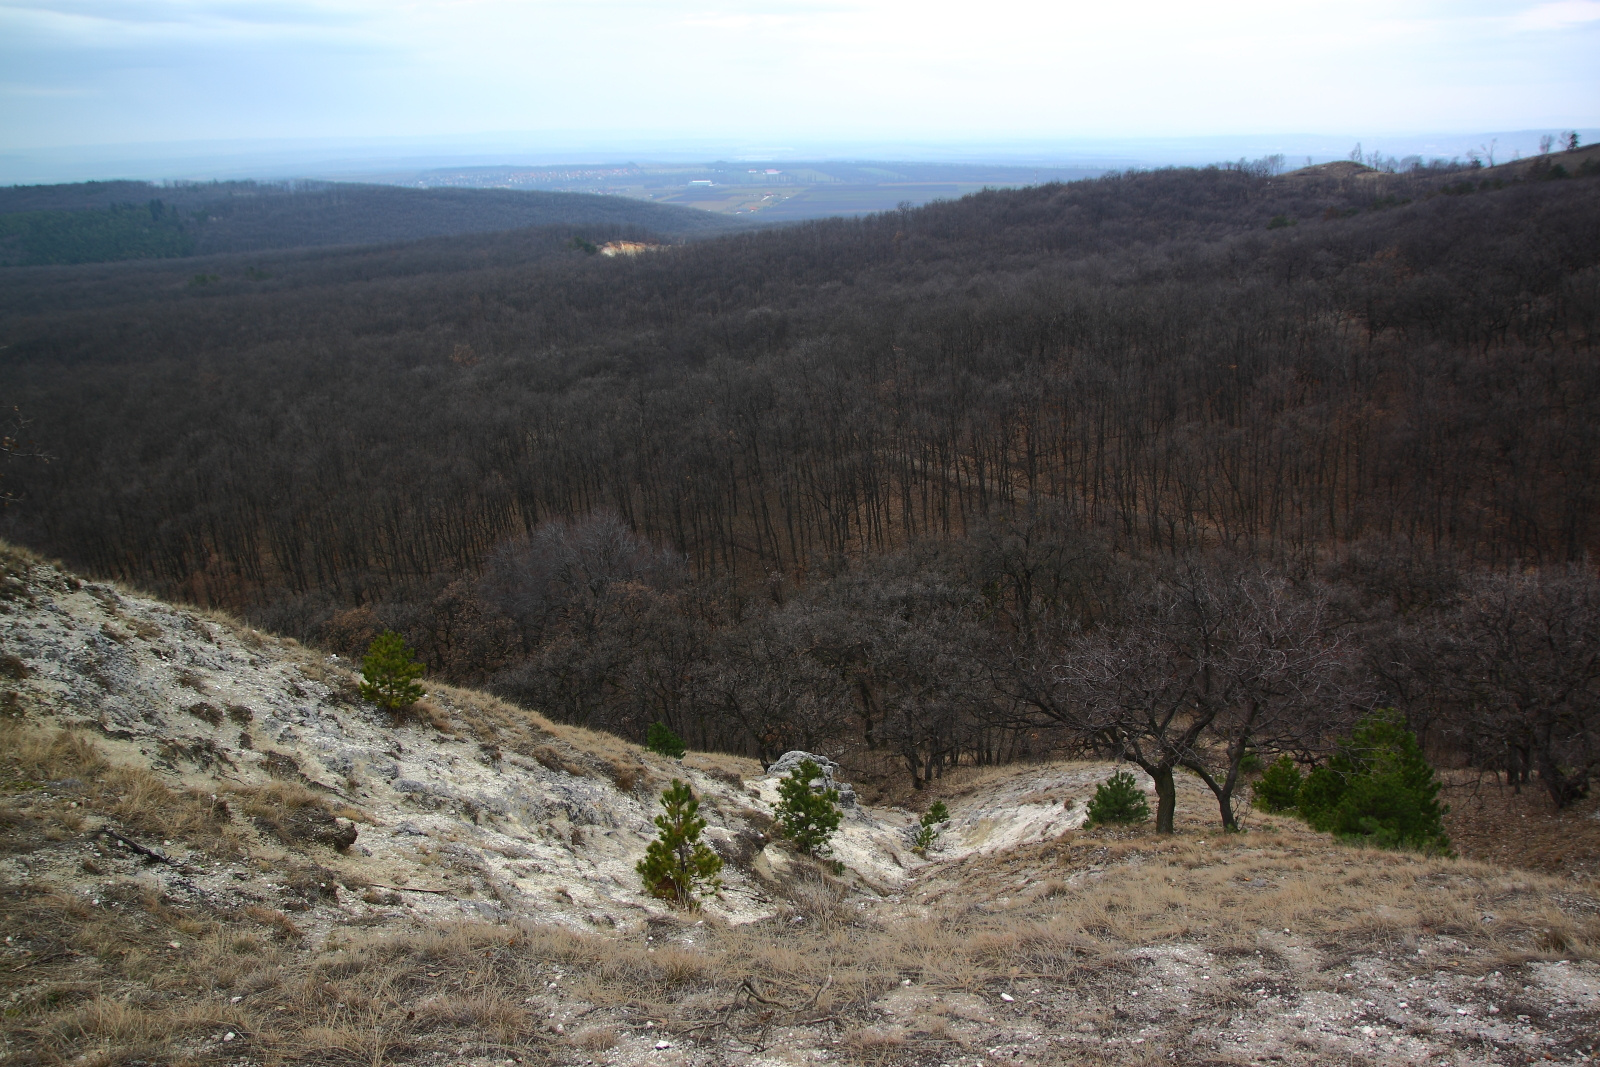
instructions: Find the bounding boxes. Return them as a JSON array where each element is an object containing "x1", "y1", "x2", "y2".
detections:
[
  {"x1": 774, "y1": 759, "x2": 842, "y2": 857},
  {"x1": 646, "y1": 721, "x2": 687, "y2": 759},
  {"x1": 1252, "y1": 755, "x2": 1305, "y2": 813},
  {"x1": 636, "y1": 779, "x2": 724, "y2": 908},
  {"x1": 359, "y1": 630, "x2": 425, "y2": 713},
  {"x1": 1085, "y1": 770, "x2": 1151, "y2": 827},
  {"x1": 1295, "y1": 712, "x2": 1451, "y2": 854},
  {"x1": 912, "y1": 800, "x2": 950, "y2": 855}
]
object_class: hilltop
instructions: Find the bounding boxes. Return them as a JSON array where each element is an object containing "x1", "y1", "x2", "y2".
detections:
[{"x1": 1, "y1": 544, "x2": 1597, "y2": 1065}]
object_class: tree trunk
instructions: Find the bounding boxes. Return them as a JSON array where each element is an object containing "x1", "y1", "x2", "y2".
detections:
[
  {"x1": 1152, "y1": 765, "x2": 1177, "y2": 834},
  {"x1": 1215, "y1": 787, "x2": 1237, "y2": 830}
]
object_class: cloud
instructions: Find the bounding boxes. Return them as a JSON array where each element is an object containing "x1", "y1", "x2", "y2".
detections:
[{"x1": 1510, "y1": 0, "x2": 1600, "y2": 29}]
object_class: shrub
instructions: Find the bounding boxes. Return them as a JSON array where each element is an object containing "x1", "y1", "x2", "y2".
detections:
[
  {"x1": 359, "y1": 630, "x2": 425, "y2": 712},
  {"x1": 775, "y1": 758, "x2": 842, "y2": 857},
  {"x1": 1296, "y1": 711, "x2": 1451, "y2": 854},
  {"x1": 645, "y1": 721, "x2": 687, "y2": 758},
  {"x1": 1085, "y1": 770, "x2": 1150, "y2": 827},
  {"x1": 1252, "y1": 755, "x2": 1304, "y2": 813},
  {"x1": 636, "y1": 779, "x2": 723, "y2": 908},
  {"x1": 912, "y1": 800, "x2": 950, "y2": 855}
]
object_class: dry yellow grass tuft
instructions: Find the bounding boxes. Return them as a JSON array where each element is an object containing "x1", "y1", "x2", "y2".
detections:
[
  {"x1": 228, "y1": 780, "x2": 362, "y2": 851},
  {"x1": 1, "y1": 721, "x2": 241, "y2": 855}
]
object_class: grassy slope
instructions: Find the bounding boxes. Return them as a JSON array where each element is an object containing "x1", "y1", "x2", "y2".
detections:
[{"x1": 1, "y1": 543, "x2": 1597, "y2": 1066}]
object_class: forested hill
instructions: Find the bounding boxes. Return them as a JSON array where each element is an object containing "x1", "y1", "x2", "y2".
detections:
[
  {"x1": 0, "y1": 179, "x2": 739, "y2": 265},
  {"x1": 5, "y1": 158, "x2": 1599, "y2": 595},
  {"x1": 2, "y1": 157, "x2": 1599, "y2": 788}
]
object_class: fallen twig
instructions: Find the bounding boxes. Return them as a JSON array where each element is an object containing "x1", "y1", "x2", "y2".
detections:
[
  {"x1": 95, "y1": 828, "x2": 172, "y2": 864},
  {"x1": 739, "y1": 977, "x2": 791, "y2": 1009},
  {"x1": 365, "y1": 881, "x2": 451, "y2": 895},
  {"x1": 802, "y1": 973, "x2": 833, "y2": 1011}
]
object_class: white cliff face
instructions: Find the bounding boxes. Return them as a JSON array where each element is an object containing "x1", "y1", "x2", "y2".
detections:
[
  {"x1": 0, "y1": 549, "x2": 1174, "y2": 939},
  {"x1": 0, "y1": 552, "x2": 783, "y2": 930}
]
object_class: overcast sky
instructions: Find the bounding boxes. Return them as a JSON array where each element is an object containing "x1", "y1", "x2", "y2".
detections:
[{"x1": 2, "y1": 0, "x2": 1597, "y2": 155}]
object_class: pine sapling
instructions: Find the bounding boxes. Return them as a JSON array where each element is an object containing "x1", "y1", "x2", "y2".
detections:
[
  {"x1": 1295, "y1": 711, "x2": 1451, "y2": 854},
  {"x1": 636, "y1": 779, "x2": 723, "y2": 908},
  {"x1": 359, "y1": 630, "x2": 425, "y2": 713},
  {"x1": 646, "y1": 721, "x2": 687, "y2": 759},
  {"x1": 774, "y1": 758, "x2": 842, "y2": 857},
  {"x1": 1085, "y1": 770, "x2": 1151, "y2": 827},
  {"x1": 912, "y1": 800, "x2": 950, "y2": 855}
]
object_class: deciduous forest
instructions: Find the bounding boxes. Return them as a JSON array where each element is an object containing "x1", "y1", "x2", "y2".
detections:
[
  {"x1": 4, "y1": 155, "x2": 1598, "y2": 815},
  {"x1": 0, "y1": 179, "x2": 735, "y2": 265}
]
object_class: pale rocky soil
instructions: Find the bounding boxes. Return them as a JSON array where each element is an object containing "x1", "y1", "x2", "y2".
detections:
[{"x1": 1, "y1": 544, "x2": 1597, "y2": 1066}]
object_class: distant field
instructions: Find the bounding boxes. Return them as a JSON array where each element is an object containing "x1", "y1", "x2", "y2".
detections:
[
  {"x1": 375, "y1": 160, "x2": 1107, "y2": 220},
  {"x1": 741, "y1": 183, "x2": 1000, "y2": 219}
]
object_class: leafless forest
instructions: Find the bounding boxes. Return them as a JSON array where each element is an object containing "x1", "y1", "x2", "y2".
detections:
[{"x1": 4, "y1": 159, "x2": 1598, "y2": 819}]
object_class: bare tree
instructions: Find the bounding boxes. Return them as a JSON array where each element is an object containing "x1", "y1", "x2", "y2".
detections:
[
  {"x1": 1014, "y1": 561, "x2": 1358, "y2": 831},
  {"x1": 1440, "y1": 568, "x2": 1600, "y2": 807}
]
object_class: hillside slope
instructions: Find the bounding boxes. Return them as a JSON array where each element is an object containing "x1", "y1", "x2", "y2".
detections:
[
  {"x1": 0, "y1": 180, "x2": 738, "y2": 266},
  {"x1": 1, "y1": 544, "x2": 1597, "y2": 1066}
]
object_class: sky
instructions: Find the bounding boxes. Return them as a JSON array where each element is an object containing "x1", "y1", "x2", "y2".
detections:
[{"x1": 1, "y1": 0, "x2": 1597, "y2": 174}]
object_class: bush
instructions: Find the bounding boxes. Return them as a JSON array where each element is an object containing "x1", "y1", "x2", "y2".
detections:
[
  {"x1": 645, "y1": 721, "x2": 687, "y2": 758},
  {"x1": 636, "y1": 779, "x2": 723, "y2": 908},
  {"x1": 1085, "y1": 770, "x2": 1150, "y2": 826},
  {"x1": 912, "y1": 800, "x2": 950, "y2": 855},
  {"x1": 774, "y1": 759, "x2": 842, "y2": 857},
  {"x1": 359, "y1": 630, "x2": 425, "y2": 712},
  {"x1": 1252, "y1": 756, "x2": 1305, "y2": 813},
  {"x1": 1296, "y1": 712, "x2": 1451, "y2": 854}
]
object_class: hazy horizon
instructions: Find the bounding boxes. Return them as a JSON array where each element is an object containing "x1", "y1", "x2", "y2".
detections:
[
  {"x1": 3, "y1": 0, "x2": 1596, "y2": 187},
  {"x1": 4, "y1": 128, "x2": 1598, "y2": 188}
]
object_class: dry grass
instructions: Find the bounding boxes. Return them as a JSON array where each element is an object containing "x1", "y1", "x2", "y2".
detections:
[
  {"x1": 4, "y1": 762, "x2": 1599, "y2": 1065},
  {"x1": 681, "y1": 750, "x2": 762, "y2": 788},
  {"x1": 423, "y1": 680, "x2": 663, "y2": 794},
  {"x1": 228, "y1": 780, "x2": 362, "y2": 851},
  {"x1": 0, "y1": 721, "x2": 242, "y2": 855}
]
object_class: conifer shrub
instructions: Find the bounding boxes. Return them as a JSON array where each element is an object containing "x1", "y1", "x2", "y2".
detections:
[
  {"x1": 1296, "y1": 712, "x2": 1451, "y2": 854},
  {"x1": 1252, "y1": 755, "x2": 1305, "y2": 813},
  {"x1": 645, "y1": 721, "x2": 687, "y2": 759},
  {"x1": 774, "y1": 758, "x2": 842, "y2": 857},
  {"x1": 636, "y1": 779, "x2": 723, "y2": 908},
  {"x1": 912, "y1": 800, "x2": 950, "y2": 855},
  {"x1": 358, "y1": 630, "x2": 425, "y2": 713},
  {"x1": 1085, "y1": 770, "x2": 1151, "y2": 827}
]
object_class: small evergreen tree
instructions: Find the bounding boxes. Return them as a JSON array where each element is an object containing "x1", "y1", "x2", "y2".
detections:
[
  {"x1": 1296, "y1": 711, "x2": 1451, "y2": 854},
  {"x1": 774, "y1": 758, "x2": 842, "y2": 857},
  {"x1": 646, "y1": 721, "x2": 687, "y2": 758},
  {"x1": 912, "y1": 800, "x2": 950, "y2": 854},
  {"x1": 359, "y1": 630, "x2": 425, "y2": 713},
  {"x1": 1085, "y1": 770, "x2": 1151, "y2": 827},
  {"x1": 1252, "y1": 755, "x2": 1305, "y2": 813},
  {"x1": 636, "y1": 779, "x2": 723, "y2": 908}
]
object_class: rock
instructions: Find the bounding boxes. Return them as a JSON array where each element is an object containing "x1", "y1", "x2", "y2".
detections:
[
  {"x1": 768, "y1": 750, "x2": 840, "y2": 778},
  {"x1": 766, "y1": 750, "x2": 857, "y2": 807}
]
